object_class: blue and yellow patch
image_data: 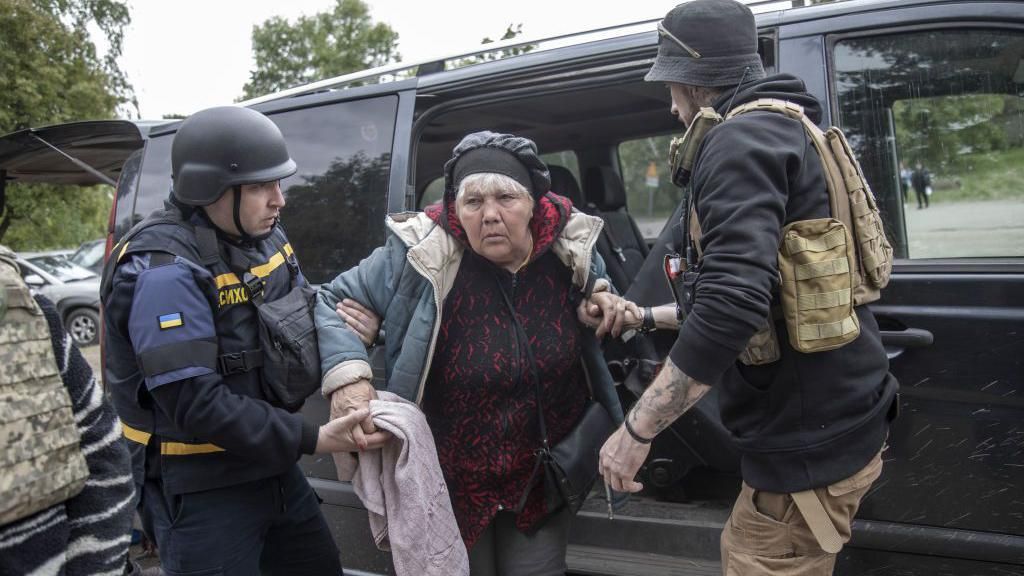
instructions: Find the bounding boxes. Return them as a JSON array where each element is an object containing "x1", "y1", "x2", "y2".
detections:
[{"x1": 158, "y1": 312, "x2": 184, "y2": 330}]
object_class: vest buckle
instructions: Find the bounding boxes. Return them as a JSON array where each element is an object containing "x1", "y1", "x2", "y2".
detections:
[{"x1": 217, "y1": 350, "x2": 263, "y2": 375}]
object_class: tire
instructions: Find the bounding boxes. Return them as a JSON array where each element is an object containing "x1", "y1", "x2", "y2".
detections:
[{"x1": 66, "y1": 307, "x2": 100, "y2": 347}]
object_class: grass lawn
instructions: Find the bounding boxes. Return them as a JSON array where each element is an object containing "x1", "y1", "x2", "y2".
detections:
[{"x1": 930, "y1": 147, "x2": 1024, "y2": 203}]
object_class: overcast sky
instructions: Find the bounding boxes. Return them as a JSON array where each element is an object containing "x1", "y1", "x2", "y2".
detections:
[{"x1": 119, "y1": 0, "x2": 677, "y2": 119}]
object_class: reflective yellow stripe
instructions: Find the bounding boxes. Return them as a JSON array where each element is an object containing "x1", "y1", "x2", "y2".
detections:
[
  {"x1": 160, "y1": 442, "x2": 225, "y2": 456},
  {"x1": 250, "y1": 251, "x2": 285, "y2": 278},
  {"x1": 215, "y1": 272, "x2": 241, "y2": 289},
  {"x1": 117, "y1": 241, "x2": 131, "y2": 262},
  {"x1": 121, "y1": 422, "x2": 151, "y2": 445},
  {"x1": 213, "y1": 244, "x2": 291, "y2": 290},
  {"x1": 121, "y1": 422, "x2": 223, "y2": 455}
]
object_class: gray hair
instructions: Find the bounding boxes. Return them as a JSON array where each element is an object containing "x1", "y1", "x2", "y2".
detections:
[{"x1": 455, "y1": 173, "x2": 533, "y2": 204}]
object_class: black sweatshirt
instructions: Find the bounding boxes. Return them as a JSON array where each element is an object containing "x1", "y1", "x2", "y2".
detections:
[{"x1": 669, "y1": 74, "x2": 898, "y2": 493}]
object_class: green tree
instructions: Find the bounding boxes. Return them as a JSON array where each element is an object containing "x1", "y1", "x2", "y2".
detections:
[
  {"x1": 241, "y1": 0, "x2": 400, "y2": 99},
  {"x1": 448, "y1": 23, "x2": 534, "y2": 70},
  {"x1": 894, "y1": 94, "x2": 1008, "y2": 173},
  {"x1": 0, "y1": 0, "x2": 133, "y2": 249}
]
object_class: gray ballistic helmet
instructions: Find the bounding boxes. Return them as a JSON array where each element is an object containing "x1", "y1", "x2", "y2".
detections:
[{"x1": 171, "y1": 106, "x2": 296, "y2": 206}]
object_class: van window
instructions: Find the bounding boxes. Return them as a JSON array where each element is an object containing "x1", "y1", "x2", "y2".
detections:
[
  {"x1": 274, "y1": 97, "x2": 398, "y2": 283},
  {"x1": 420, "y1": 177, "x2": 444, "y2": 209},
  {"x1": 132, "y1": 97, "x2": 399, "y2": 284},
  {"x1": 541, "y1": 151, "x2": 580, "y2": 182},
  {"x1": 113, "y1": 148, "x2": 144, "y2": 240},
  {"x1": 134, "y1": 134, "x2": 173, "y2": 223},
  {"x1": 833, "y1": 27, "x2": 1024, "y2": 259},
  {"x1": 618, "y1": 133, "x2": 678, "y2": 239}
]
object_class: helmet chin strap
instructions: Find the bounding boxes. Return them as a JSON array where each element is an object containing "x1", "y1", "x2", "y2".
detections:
[
  {"x1": 232, "y1": 185, "x2": 252, "y2": 241},
  {"x1": 231, "y1": 185, "x2": 275, "y2": 242}
]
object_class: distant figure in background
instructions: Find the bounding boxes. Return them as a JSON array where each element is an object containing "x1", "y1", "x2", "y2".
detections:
[
  {"x1": 0, "y1": 244, "x2": 135, "y2": 576},
  {"x1": 911, "y1": 162, "x2": 931, "y2": 209},
  {"x1": 899, "y1": 162, "x2": 912, "y2": 203}
]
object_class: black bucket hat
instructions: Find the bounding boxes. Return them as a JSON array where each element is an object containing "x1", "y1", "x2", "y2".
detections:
[{"x1": 645, "y1": 0, "x2": 766, "y2": 87}]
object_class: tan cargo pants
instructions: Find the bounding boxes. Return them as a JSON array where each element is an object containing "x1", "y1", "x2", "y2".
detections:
[{"x1": 719, "y1": 450, "x2": 884, "y2": 576}]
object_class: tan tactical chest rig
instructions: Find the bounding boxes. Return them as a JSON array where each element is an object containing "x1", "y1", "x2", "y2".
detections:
[{"x1": 672, "y1": 99, "x2": 894, "y2": 363}]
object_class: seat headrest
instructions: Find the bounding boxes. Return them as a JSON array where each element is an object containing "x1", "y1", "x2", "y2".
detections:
[
  {"x1": 583, "y1": 166, "x2": 628, "y2": 210},
  {"x1": 548, "y1": 165, "x2": 584, "y2": 208}
]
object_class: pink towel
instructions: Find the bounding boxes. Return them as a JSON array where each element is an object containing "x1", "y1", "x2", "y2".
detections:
[{"x1": 334, "y1": 391, "x2": 468, "y2": 576}]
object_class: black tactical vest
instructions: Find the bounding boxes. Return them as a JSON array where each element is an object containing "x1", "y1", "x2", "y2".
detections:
[{"x1": 101, "y1": 208, "x2": 301, "y2": 493}]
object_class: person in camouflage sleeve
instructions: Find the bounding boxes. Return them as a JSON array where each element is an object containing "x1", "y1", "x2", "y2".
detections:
[{"x1": 0, "y1": 244, "x2": 135, "y2": 576}]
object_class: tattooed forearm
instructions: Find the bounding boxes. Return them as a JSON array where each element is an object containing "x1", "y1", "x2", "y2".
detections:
[{"x1": 627, "y1": 358, "x2": 711, "y2": 438}]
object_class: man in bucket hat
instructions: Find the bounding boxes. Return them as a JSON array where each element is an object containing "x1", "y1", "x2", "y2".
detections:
[{"x1": 592, "y1": 1, "x2": 898, "y2": 574}]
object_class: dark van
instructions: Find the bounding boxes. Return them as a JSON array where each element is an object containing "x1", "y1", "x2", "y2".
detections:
[{"x1": 2, "y1": 0, "x2": 1021, "y2": 573}]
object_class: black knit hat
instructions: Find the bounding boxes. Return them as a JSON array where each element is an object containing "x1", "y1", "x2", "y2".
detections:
[
  {"x1": 645, "y1": 0, "x2": 766, "y2": 87},
  {"x1": 443, "y1": 131, "x2": 551, "y2": 205}
]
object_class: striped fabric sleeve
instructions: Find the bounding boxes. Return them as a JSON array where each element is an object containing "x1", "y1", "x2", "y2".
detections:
[{"x1": 40, "y1": 295, "x2": 134, "y2": 576}]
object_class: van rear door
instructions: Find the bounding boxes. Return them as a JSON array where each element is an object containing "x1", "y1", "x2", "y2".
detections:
[{"x1": 0, "y1": 120, "x2": 145, "y2": 185}]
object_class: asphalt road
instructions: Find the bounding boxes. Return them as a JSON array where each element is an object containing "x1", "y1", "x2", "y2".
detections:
[{"x1": 903, "y1": 198, "x2": 1024, "y2": 258}]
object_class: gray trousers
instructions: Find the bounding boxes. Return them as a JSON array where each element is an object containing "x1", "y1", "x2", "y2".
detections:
[{"x1": 468, "y1": 508, "x2": 572, "y2": 576}]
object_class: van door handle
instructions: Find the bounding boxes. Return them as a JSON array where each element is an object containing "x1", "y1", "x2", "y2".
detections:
[{"x1": 880, "y1": 328, "x2": 933, "y2": 349}]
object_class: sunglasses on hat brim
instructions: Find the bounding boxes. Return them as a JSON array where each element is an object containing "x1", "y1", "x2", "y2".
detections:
[{"x1": 657, "y1": 21, "x2": 702, "y2": 59}]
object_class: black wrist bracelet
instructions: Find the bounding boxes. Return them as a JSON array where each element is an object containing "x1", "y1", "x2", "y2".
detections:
[
  {"x1": 623, "y1": 415, "x2": 654, "y2": 444},
  {"x1": 640, "y1": 306, "x2": 655, "y2": 334}
]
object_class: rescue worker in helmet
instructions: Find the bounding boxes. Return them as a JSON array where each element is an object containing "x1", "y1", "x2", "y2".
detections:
[{"x1": 102, "y1": 106, "x2": 388, "y2": 575}]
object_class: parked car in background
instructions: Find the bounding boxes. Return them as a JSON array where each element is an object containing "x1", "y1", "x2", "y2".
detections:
[
  {"x1": 20, "y1": 248, "x2": 74, "y2": 261},
  {"x1": 16, "y1": 254, "x2": 100, "y2": 347},
  {"x1": 70, "y1": 238, "x2": 105, "y2": 275}
]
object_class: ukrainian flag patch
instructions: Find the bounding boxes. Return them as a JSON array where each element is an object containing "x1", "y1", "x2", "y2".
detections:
[{"x1": 158, "y1": 312, "x2": 184, "y2": 330}]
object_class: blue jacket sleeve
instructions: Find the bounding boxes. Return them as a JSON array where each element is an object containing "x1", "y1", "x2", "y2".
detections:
[
  {"x1": 316, "y1": 233, "x2": 408, "y2": 379},
  {"x1": 128, "y1": 255, "x2": 318, "y2": 459}
]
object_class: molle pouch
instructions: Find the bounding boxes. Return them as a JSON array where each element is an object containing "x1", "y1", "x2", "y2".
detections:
[
  {"x1": 669, "y1": 107, "x2": 722, "y2": 187},
  {"x1": 738, "y1": 319, "x2": 780, "y2": 366},
  {"x1": 778, "y1": 218, "x2": 860, "y2": 353},
  {"x1": 256, "y1": 284, "x2": 322, "y2": 412},
  {"x1": 825, "y1": 128, "x2": 893, "y2": 300}
]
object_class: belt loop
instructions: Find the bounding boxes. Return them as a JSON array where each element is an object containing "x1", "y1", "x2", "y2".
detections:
[{"x1": 791, "y1": 489, "x2": 843, "y2": 554}]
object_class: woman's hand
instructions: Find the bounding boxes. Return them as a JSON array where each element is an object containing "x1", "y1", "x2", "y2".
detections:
[
  {"x1": 315, "y1": 408, "x2": 390, "y2": 454},
  {"x1": 577, "y1": 292, "x2": 642, "y2": 338},
  {"x1": 336, "y1": 298, "x2": 381, "y2": 347},
  {"x1": 329, "y1": 380, "x2": 390, "y2": 448}
]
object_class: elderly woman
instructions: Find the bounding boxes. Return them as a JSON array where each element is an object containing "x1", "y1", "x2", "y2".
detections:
[{"x1": 315, "y1": 131, "x2": 628, "y2": 576}]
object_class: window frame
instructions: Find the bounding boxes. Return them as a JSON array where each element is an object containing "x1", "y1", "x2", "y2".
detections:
[{"x1": 825, "y1": 20, "x2": 1024, "y2": 270}]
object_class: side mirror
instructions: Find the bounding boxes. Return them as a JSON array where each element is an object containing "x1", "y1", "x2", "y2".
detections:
[{"x1": 24, "y1": 274, "x2": 45, "y2": 287}]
